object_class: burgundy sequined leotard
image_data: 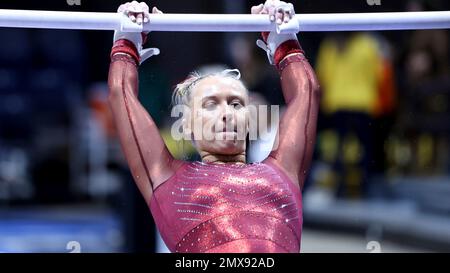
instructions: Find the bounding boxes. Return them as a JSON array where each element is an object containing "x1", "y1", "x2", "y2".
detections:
[
  {"x1": 150, "y1": 160, "x2": 302, "y2": 253},
  {"x1": 108, "y1": 45, "x2": 320, "y2": 253}
]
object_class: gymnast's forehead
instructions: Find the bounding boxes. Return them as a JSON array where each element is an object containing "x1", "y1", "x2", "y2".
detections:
[{"x1": 192, "y1": 76, "x2": 247, "y2": 98}]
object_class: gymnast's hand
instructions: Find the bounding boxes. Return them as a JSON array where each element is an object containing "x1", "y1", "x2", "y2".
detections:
[
  {"x1": 117, "y1": 1, "x2": 163, "y2": 26},
  {"x1": 251, "y1": 0, "x2": 295, "y2": 25},
  {"x1": 251, "y1": 0, "x2": 300, "y2": 66},
  {"x1": 113, "y1": 1, "x2": 162, "y2": 63}
]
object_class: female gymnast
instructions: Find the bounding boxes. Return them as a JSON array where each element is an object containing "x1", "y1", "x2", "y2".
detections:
[{"x1": 108, "y1": 0, "x2": 320, "y2": 253}]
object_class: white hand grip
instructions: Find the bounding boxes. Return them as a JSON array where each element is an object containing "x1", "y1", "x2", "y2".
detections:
[
  {"x1": 276, "y1": 18, "x2": 300, "y2": 34},
  {"x1": 119, "y1": 13, "x2": 143, "y2": 32}
]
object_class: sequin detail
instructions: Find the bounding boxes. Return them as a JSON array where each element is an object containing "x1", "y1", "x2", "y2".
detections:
[{"x1": 149, "y1": 161, "x2": 302, "y2": 253}]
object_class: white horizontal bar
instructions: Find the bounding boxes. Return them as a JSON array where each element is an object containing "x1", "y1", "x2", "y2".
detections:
[
  {"x1": 0, "y1": 9, "x2": 449, "y2": 32},
  {"x1": 297, "y1": 11, "x2": 450, "y2": 31},
  {"x1": 144, "y1": 11, "x2": 450, "y2": 32},
  {"x1": 0, "y1": 10, "x2": 121, "y2": 31}
]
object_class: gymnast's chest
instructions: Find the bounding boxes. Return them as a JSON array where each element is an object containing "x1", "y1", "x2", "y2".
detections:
[{"x1": 154, "y1": 162, "x2": 300, "y2": 224}]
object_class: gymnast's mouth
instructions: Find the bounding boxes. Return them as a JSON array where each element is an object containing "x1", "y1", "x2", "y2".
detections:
[
  {"x1": 222, "y1": 127, "x2": 237, "y2": 133},
  {"x1": 215, "y1": 131, "x2": 238, "y2": 139},
  {"x1": 217, "y1": 126, "x2": 237, "y2": 133}
]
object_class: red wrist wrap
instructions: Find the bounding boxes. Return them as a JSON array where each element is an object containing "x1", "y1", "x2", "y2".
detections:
[
  {"x1": 111, "y1": 39, "x2": 140, "y2": 65},
  {"x1": 277, "y1": 53, "x2": 306, "y2": 73},
  {"x1": 260, "y1": 32, "x2": 305, "y2": 67},
  {"x1": 110, "y1": 54, "x2": 138, "y2": 67},
  {"x1": 274, "y1": 40, "x2": 304, "y2": 67}
]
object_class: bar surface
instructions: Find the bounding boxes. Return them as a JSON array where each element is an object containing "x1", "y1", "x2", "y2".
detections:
[{"x1": 0, "y1": 9, "x2": 449, "y2": 32}]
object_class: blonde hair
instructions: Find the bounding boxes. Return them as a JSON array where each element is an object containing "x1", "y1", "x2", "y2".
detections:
[{"x1": 171, "y1": 68, "x2": 245, "y2": 108}]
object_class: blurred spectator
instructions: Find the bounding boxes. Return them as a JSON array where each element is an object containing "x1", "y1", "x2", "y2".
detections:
[
  {"x1": 88, "y1": 83, "x2": 116, "y2": 139},
  {"x1": 372, "y1": 34, "x2": 398, "y2": 176},
  {"x1": 391, "y1": 0, "x2": 450, "y2": 175},
  {"x1": 316, "y1": 32, "x2": 384, "y2": 198},
  {"x1": 403, "y1": 0, "x2": 449, "y2": 87}
]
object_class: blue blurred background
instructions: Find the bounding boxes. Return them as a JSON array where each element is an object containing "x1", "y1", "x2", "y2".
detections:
[{"x1": 0, "y1": 0, "x2": 449, "y2": 253}]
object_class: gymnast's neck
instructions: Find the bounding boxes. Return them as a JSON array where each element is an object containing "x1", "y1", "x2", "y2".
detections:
[{"x1": 200, "y1": 152, "x2": 246, "y2": 165}]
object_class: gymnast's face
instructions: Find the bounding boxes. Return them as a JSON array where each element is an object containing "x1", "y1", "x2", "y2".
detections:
[{"x1": 187, "y1": 76, "x2": 249, "y2": 156}]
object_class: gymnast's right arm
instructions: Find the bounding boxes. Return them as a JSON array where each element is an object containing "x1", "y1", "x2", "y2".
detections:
[{"x1": 107, "y1": 2, "x2": 182, "y2": 203}]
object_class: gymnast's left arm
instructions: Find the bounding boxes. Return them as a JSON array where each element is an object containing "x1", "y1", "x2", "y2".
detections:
[
  {"x1": 272, "y1": 49, "x2": 321, "y2": 189},
  {"x1": 254, "y1": 0, "x2": 321, "y2": 189}
]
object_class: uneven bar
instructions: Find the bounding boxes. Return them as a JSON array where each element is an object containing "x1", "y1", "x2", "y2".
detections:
[{"x1": 0, "y1": 9, "x2": 449, "y2": 32}]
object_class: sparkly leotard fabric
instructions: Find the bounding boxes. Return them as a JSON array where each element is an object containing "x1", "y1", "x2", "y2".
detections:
[
  {"x1": 149, "y1": 160, "x2": 302, "y2": 253},
  {"x1": 108, "y1": 41, "x2": 320, "y2": 253}
]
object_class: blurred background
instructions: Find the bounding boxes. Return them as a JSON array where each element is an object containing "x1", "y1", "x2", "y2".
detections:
[{"x1": 0, "y1": 0, "x2": 449, "y2": 253}]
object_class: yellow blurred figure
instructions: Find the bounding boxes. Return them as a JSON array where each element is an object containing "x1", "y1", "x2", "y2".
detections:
[
  {"x1": 316, "y1": 33, "x2": 387, "y2": 198},
  {"x1": 317, "y1": 33, "x2": 383, "y2": 115}
]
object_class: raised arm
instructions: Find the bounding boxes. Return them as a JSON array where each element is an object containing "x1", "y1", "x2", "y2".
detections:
[
  {"x1": 108, "y1": 2, "x2": 181, "y2": 203},
  {"x1": 254, "y1": 1, "x2": 321, "y2": 189},
  {"x1": 270, "y1": 54, "x2": 320, "y2": 189}
]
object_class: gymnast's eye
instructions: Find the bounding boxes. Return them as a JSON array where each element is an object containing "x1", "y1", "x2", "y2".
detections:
[
  {"x1": 230, "y1": 100, "x2": 243, "y2": 109},
  {"x1": 203, "y1": 100, "x2": 217, "y2": 110}
]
